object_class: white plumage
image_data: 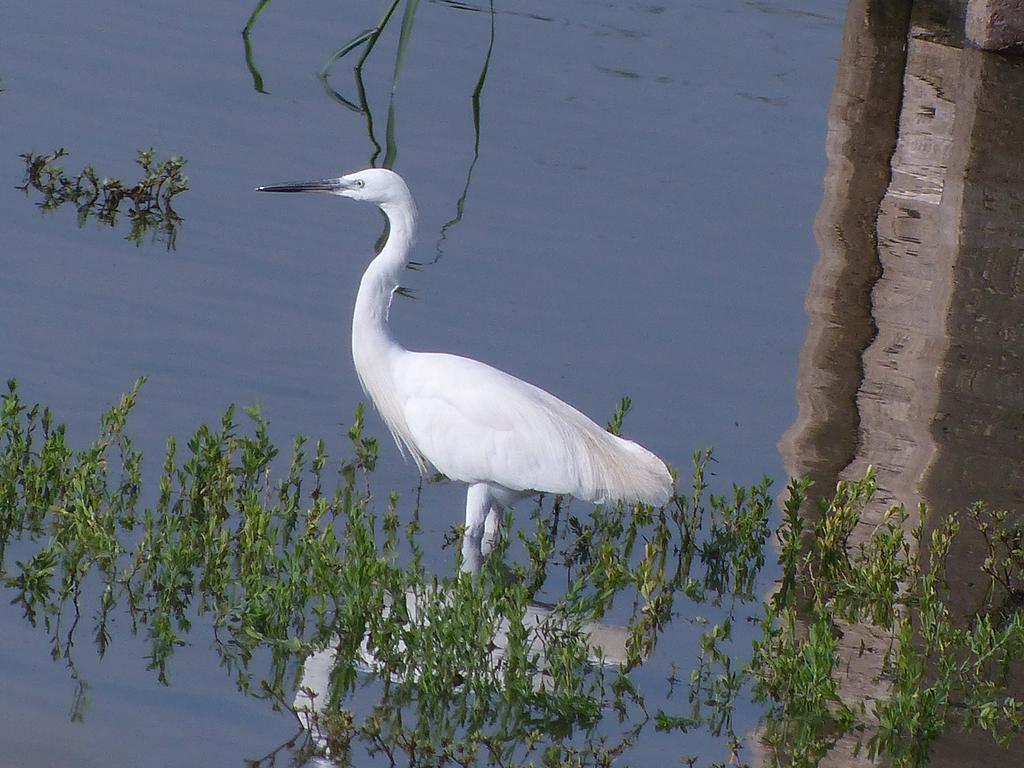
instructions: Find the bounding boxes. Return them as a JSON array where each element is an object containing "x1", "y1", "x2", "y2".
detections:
[{"x1": 258, "y1": 168, "x2": 672, "y2": 569}]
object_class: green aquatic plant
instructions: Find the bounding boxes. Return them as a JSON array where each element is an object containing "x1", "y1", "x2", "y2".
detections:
[
  {"x1": 2, "y1": 381, "x2": 1024, "y2": 767},
  {"x1": 17, "y1": 148, "x2": 188, "y2": 249},
  {"x1": 0, "y1": 380, "x2": 771, "y2": 766},
  {"x1": 753, "y1": 472, "x2": 1024, "y2": 767}
]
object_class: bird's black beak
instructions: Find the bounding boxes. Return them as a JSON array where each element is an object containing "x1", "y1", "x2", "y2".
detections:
[{"x1": 255, "y1": 178, "x2": 351, "y2": 193}]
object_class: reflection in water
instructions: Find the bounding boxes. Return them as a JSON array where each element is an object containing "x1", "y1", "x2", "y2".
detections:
[
  {"x1": 781, "y1": 0, "x2": 1024, "y2": 764},
  {"x1": 241, "y1": 0, "x2": 273, "y2": 94},
  {"x1": 434, "y1": 0, "x2": 495, "y2": 263},
  {"x1": 317, "y1": 0, "x2": 416, "y2": 169},
  {"x1": 242, "y1": 0, "x2": 411, "y2": 165},
  {"x1": 780, "y1": 0, "x2": 909, "y2": 515},
  {"x1": 242, "y1": 0, "x2": 496, "y2": 254},
  {"x1": 17, "y1": 148, "x2": 188, "y2": 250},
  {"x1": 293, "y1": 591, "x2": 631, "y2": 759}
]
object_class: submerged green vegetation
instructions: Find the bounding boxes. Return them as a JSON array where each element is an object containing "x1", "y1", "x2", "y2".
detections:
[
  {"x1": 18, "y1": 148, "x2": 188, "y2": 249},
  {"x1": 1, "y1": 380, "x2": 1022, "y2": 766}
]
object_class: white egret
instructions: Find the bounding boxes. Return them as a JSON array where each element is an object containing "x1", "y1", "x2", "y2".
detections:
[{"x1": 257, "y1": 168, "x2": 671, "y2": 568}]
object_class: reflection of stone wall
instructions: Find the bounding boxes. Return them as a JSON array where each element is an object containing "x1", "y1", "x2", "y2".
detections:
[
  {"x1": 775, "y1": 1, "x2": 913, "y2": 762},
  {"x1": 967, "y1": 0, "x2": 1024, "y2": 52},
  {"x1": 825, "y1": 29, "x2": 962, "y2": 768},
  {"x1": 779, "y1": 0, "x2": 909, "y2": 509},
  {"x1": 921, "y1": 47, "x2": 1024, "y2": 768},
  {"x1": 842, "y1": 33, "x2": 961, "y2": 536},
  {"x1": 779, "y1": 2, "x2": 1024, "y2": 766},
  {"x1": 923, "y1": 47, "x2": 1024, "y2": 604}
]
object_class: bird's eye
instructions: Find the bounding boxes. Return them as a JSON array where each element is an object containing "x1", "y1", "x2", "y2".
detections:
[{"x1": 353, "y1": 179, "x2": 365, "y2": 189}]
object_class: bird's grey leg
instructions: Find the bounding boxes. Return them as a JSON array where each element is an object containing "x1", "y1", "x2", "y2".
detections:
[{"x1": 461, "y1": 483, "x2": 491, "y2": 573}]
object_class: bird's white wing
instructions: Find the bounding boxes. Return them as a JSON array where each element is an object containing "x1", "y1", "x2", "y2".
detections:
[{"x1": 394, "y1": 352, "x2": 671, "y2": 505}]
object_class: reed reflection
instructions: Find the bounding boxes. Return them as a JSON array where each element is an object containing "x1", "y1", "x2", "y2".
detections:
[{"x1": 242, "y1": 0, "x2": 497, "y2": 260}]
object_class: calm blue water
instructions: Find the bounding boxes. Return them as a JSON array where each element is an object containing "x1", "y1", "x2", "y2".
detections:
[{"x1": 1, "y1": 1, "x2": 844, "y2": 764}]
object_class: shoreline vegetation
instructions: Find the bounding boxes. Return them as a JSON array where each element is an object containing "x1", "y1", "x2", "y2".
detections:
[{"x1": 2, "y1": 380, "x2": 1022, "y2": 767}]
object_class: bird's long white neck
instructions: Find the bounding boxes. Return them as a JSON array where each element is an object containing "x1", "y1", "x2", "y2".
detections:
[
  {"x1": 351, "y1": 193, "x2": 427, "y2": 469},
  {"x1": 352, "y1": 198, "x2": 417, "y2": 357}
]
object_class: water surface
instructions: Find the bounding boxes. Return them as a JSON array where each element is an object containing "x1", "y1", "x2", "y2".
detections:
[{"x1": 1, "y1": 1, "x2": 844, "y2": 764}]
